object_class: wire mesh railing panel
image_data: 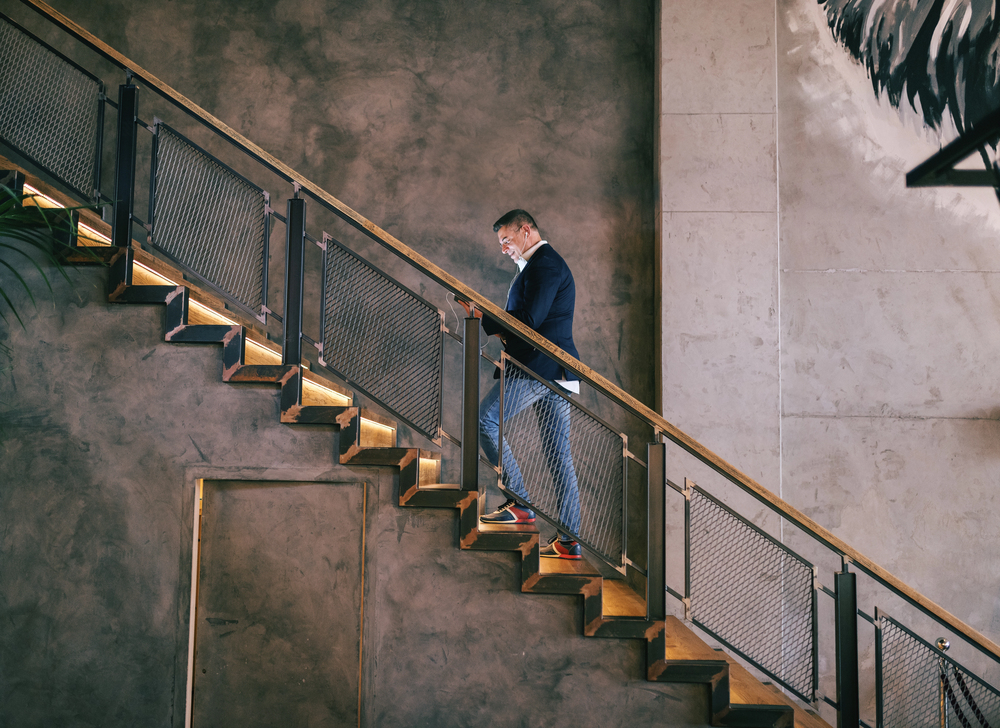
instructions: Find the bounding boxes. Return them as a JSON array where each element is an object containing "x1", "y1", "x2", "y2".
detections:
[
  {"x1": 0, "y1": 16, "x2": 100, "y2": 199},
  {"x1": 500, "y1": 357, "x2": 625, "y2": 565},
  {"x1": 688, "y1": 487, "x2": 814, "y2": 698},
  {"x1": 880, "y1": 615, "x2": 1000, "y2": 728},
  {"x1": 151, "y1": 124, "x2": 267, "y2": 316},
  {"x1": 320, "y1": 240, "x2": 442, "y2": 439},
  {"x1": 945, "y1": 664, "x2": 1000, "y2": 728}
]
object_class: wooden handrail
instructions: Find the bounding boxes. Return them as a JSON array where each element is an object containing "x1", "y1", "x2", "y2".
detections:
[{"x1": 20, "y1": 0, "x2": 1000, "y2": 663}]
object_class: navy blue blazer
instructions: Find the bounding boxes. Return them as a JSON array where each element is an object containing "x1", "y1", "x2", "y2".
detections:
[{"x1": 483, "y1": 243, "x2": 580, "y2": 381}]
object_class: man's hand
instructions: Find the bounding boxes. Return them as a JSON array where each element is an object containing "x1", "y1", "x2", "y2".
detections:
[{"x1": 457, "y1": 297, "x2": 483, "y2": 319}]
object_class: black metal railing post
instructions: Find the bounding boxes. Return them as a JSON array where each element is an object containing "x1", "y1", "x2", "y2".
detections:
[
  {"x1": 283, "y1": 197, "x2": 305, "y2": 367},
  {"x1": 835, "y1": 564, "x2": 860, "y2": 728},
  {"x1": 647, "y1": 442, "x2": 666, "y2": 621},
  {"x1": 111, "y1": 83, "x2": 137, "y2": 250},
  {"x1": 461, "y1": 314, "x2": 480, "y2": 491}
]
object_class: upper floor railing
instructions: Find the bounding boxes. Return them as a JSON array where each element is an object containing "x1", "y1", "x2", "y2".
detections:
[{"x1": 4, "y1": 1, "x2": 1000, "y2": 725}]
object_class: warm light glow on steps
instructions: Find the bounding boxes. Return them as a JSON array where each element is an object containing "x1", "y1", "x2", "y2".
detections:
[
  {"x1": 133, "y1": 261, "x2": 178, "y2": 287},
  {"x1": 128, "y1": 262, "x2": 352, "y2": 405},
  {"x1": 601, "y1": 581, "x2": 646, "y2": 618},
  {"x1": 244, "y1": 338, "x2": 279, "y2": 365},
  {"x1": 301, "y1": 378, "x2": 352, "y2": 407},
  {"x1": 418, "y1": 455, "x2": 440, "y2": 486},
  {"x1": 16, "y1": 176, "x2": 113, "y2": 246},
  {"x1": 21, "y1": 184, "x2": 112, "y2": 247},
  {"x1": 22, "y1": 183, "x2": 63, "y2": 209},
  {"x1": 359, "y1": 416, "x2": 396, "y2": 448},
  {"x1": 78, "y1": 222, "x2": 111, "y2": 246}
]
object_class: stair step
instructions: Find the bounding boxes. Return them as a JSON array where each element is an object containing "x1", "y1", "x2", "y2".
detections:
[
  {"x1": 475, "y1": 521, "x2": 537, "y2": 535},
  {"x1": 110, "y1": 282, "x2": 177, "y2": 303},
  {"x1": 13, "y1": 145, "x2": 823, "y2": 726},
  {"x1": 224, "y1": 363, "x2": 292, "y2": 383},
  {"x1": 345, "y1": 447, "x2": 419, "y2": 467},
  {"x1": 539, "y1": 557, "x2": 600, "y2": 577},
  {"x1": 664, "y1": 616, "x2": 725, "y2": 662},
  {"x1": 282, "y1": 404, "x2": 356, "y2": 426},
  {"x1": 302, "y1": 377, "x2": 352, "y2": 407},
  {"x1": 602, "y1": 580, "x2": 646, "y2": 618},
  {"x1": 359, "y1": 410, "x2": 397, "y2": 448},
  {"x1": 461, "y1": 520, "x2": 537, "y2": 552},
  {"x1": 60, "y1": 245, "x2": 120, "y2": 265},
  {"x1": 167, "y1": 322, "x2": 238, "y2": 343},
  {"x1": 655, "y1": 618, "x2": 798, "y2": 728},
  {"x1": 724, "y1": 656, "x2": 828, "y2": 728}
]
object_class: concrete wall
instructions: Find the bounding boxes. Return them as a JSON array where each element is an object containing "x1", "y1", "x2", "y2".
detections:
[
  {"x1": 660, "y1": 0, "x2": 1000, "y2": 688},
  {"x1": 10, "y1": 0, "x2": 656, "y2": 411},
  {"x1": 0, "y1": 268, "x2": 706, "y2": 726},
  {"x1": 0, "y1": 0, "x2": 683, "y2": 725}
]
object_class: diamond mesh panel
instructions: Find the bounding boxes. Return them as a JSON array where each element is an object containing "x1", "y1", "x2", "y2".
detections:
[
  {"x1": 689, "y1": 488, "x2": 814, "y2": 698},
  {"x1": 0, "y1": 17, "x2": 100, "y2": 198},
  {"x1": 151, "y1": 125, "x2": 267, "y2": 315},
  {"x1": 320, "y1": 241, "x2": 442, "y2": 438},
  {"x1": 500, "y1": 358, "x2": 625, "y2": 565},
  {"x1": 880, "y1": 615, "x2": 1000, "y2": 728}
]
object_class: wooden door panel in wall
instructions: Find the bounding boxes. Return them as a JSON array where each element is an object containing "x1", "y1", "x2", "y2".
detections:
[{"x1": 193, "y1": 480, "x2": 366, "y2": 727}]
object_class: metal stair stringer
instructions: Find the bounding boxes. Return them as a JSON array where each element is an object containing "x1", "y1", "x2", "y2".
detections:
[
  {"x1": 103, "y1": 246, "x2": 360, "y2": 433},
  {"x1": 70, "y1": 202, "x2": 802, "y2": 728},
  {"x1": 379, "y1": 452, "x2": 801, "y2": 728}
]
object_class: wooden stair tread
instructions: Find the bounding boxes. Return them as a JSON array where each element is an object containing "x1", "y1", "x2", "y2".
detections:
[
  {"x1": 539, "y1": 558, "x2": 600, "y2": 576},
  {"x1": 344, "y1": 447, "x2": 419, "y2": 467},
  {"x1": 475, "y1": 521, "x2": 538, "y2": 535},
  {"x1": 602, "y1": 581, "x2": 646, "y2": 617},
  {"x1": 723, "y1": 655, "x2": 831, "y2": 728},
  {"x1": 131, "y1": 264, "x2": 176, "y2": 288},
  {"x1": 417, "y1": 483, "x2": 461, "y2": 491},
  {"x1": 358, "y1": 414, "x2": 397, "y2": 448},
  {"x1": 302, "y1": 380, "x2": 352, "y2": 407},
  {"x1": 664, "y1": 616, "x2": 728, "y2": 662}
]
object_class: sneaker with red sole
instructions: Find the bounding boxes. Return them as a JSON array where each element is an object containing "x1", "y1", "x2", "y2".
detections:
[
  {"x1": 480, "y1": 498, "x2": 535, "y2": 524},
  {"x1": 540, "y1": 536, "x2": 581, "y2": 559}
]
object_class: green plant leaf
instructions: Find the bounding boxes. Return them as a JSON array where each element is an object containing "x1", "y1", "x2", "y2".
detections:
[{"x1": 0, "y1": 183, "x2": 104, "y2": 331}]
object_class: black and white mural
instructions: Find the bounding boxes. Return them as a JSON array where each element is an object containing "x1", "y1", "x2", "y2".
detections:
[
  {"x1": 777, "y1": 1, "x2": 1000, "y2": 691},
  {"x1": 820, "y1": 0, "x2": 1000, "y2": 134},
  {"x1": 781, "y1": 0, "x2": 1000, "y2": 228}
]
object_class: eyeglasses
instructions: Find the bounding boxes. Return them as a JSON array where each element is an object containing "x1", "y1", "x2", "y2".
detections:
[{"x1": 500, "y1": 227, "x2": 524, "y2": 248}]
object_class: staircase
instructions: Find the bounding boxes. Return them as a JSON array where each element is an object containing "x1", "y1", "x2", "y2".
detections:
[
  {"x1": 4, "y1": 158, "x2": 826, "y2": 728},
  {"x1": 7, "y1": 5, "x2": 1000, "y2": 725}
]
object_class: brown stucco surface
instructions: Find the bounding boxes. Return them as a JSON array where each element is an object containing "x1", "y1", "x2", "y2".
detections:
[{"x1": 0, "y1": 0, "x2": 673, "y2": 724}]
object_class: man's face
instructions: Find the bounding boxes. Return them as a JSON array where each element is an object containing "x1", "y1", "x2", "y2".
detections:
[{"x1": 497, "y1": 224, "x2": 529, "y2": 262}]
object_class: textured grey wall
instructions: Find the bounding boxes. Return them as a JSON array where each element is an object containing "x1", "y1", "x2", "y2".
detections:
[
  {"x1": 778, "y1": 0, "x2": 1000, "y2": 692},
  {"x1": 193, "y1": 480, "x2": 366, "y2": 726},
  {"x1": 0, "y1": 268, "x2": 706, "y2": 726},
  {"x1": 0, "y1": 0, "x2": 672, "y2": 724},
  {"x1": 12, "y1": 0, "x2": 656, "y2": 408}
]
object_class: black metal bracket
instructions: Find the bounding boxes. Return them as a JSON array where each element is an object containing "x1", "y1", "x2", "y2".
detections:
[{"x1": 906, "y1": 106, "x2": 1000, "y2": 193}]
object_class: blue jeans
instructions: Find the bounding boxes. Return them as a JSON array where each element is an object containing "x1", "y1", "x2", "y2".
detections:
[{"x1": 479, "y1": 375, "x2": 581, "y2": 538}]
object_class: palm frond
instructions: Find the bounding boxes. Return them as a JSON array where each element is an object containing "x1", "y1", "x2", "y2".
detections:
[{"x1": 0, "y1": 182, "x2": 107, "y2": 334}]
